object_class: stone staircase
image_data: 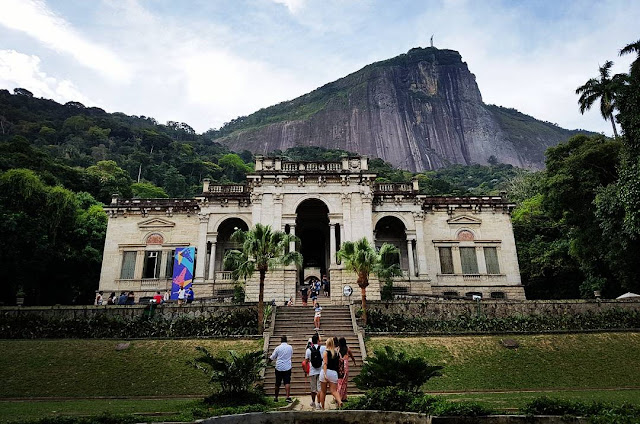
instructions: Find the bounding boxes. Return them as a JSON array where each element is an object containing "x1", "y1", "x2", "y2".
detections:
[{"x1": 264, "y1": 305, "x2": 364, "y2": 396}]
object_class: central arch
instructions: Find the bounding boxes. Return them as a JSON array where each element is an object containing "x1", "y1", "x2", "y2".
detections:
[{"x1": 296, "y1": 198, "x2": 330, "y2": 283}]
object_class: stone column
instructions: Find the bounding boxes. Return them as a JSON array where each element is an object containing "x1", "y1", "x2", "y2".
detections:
[
  {"x1": 406, "y1": 239, "x2": 416, "y2": 280},
  {"x1": 330, "y1": 223, "x2": 337, "y2": 265},
  {"x1": 413, "y1": 212, "x2": 428, "y2": 277},
  {"x1": 289, "y1": 224, "x2": 296, "y2": 252},
  {"x1": 208, "y1": 240, "x2": 217, "y2": 281},
  {"x1": 452, "y1": 246, "x2": 462, "y2": 274},
  {"x1": 194, "y1": 214, "x2": 209, "y2": 282}
]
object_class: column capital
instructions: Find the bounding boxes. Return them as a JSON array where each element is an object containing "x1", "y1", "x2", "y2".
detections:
[{"x1": 198, "y1": 213, "x2": 209, "y2": 224}]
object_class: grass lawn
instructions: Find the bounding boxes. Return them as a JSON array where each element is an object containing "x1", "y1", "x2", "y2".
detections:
[
  {"x1": 367, "y1": 333, "x2": 640, "y2": 392},
  {"x1": 0, "y1": 339, "x2": 262, "y2": 398},
  {"x1": 0, "y1": 398, "x2": 196, "y2": 423}
]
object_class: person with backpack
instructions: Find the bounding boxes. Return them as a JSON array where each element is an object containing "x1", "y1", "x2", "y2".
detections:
[
  {"x1": 303, "y1": 333, "x2": 326, "y2": 409},
  {"x1": 318, "y1": 337, "x2": 343, "y2": 409}
]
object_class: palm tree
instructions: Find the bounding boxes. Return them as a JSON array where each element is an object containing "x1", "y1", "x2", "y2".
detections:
[
  {"x1": 337, "y1": 237, "x2": 401, "y2": 326},
  {"x1": 576, "y1": 60, "x2": 624, "y2": 138},
  {"x1": 620, "y1": 39, "x2": 640, "y2": 76},
  {"x1": 224, "y1": 223, "x2": 302, "y2": 333}
]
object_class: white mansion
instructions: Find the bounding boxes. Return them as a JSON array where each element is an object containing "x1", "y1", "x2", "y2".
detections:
[{"x1": 99, "y1": 156, "x2": 525, "y2": 303}]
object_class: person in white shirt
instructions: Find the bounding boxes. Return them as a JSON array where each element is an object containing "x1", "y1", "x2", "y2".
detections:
[
  {"x1": 269, "y1": 335, "x2": 293, "y2": 403},
  {"x1": 303, "y1": 333, "x2": 326, "y2": 409},
  {"x1": 177, "y1": 287, "x2": 186, "y2": 305}
]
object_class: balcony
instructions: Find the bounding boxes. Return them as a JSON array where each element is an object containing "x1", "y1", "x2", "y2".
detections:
[
  {"x1": 435, "y1": 274, "x2": 507, "y2": 284},
  {"x1": 115, "y1": 278, "x2": 171, "y2": 291},
  {"x1": 374, "y1": 183, "x2": 414, "y2": 194},
  {"x1": 209, "y1": 185, "x2": 246, "y2": 194}
]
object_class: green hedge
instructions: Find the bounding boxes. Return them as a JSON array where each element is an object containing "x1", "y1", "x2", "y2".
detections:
[
  {"x1": 0, "y1": 308, "x2": 258, "y2": 339},
  {"x1": 366, "y1": 308, "x2": 640, "y2": 333},
  {"x1": 346, "y1": 387, "x2": 492, "y2": 416},
  {"x1": 522, "y1": 396, "x2": 640, "y2": 422}
]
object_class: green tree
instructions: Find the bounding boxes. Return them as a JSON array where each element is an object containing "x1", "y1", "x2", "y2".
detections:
[
  {"x1": 131, "y1": 181, "x2": 168, "y2": 198},
  {"x1": 575, "y1": 61, "x2": 625, "y2": 137},
  {"x1": 223, "y1": 224, "x2": 302, "y2": 333},
  {"x1": 218, "y1": 153, "x2": 252, "y2": 182},
  {"x1": 337, "y1": 238, "x2": 401, "y2": 325},
  {"x1": 86, "y1": 160, "x2": 133, "y2": 202}
]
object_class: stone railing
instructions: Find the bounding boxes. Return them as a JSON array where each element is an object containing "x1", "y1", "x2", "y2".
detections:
[
  {"x1": 208, "y1": 184, "x2": 246, "y2": 194},
  {"x1": 113, "y1": 279, "x2": 172, "y2": 292},
  {"x1": 216, "y1": 271, "x2": 234, "y2": 281},
  {"x1": 374, "y1": 183, "x2": 413, "y2": 193},
  {"x1": 436, "y1": 274, "x2": 506, "y2": 284},
  {"x1": 254, "y1": 156, "x2": 368, "y2": 173}
]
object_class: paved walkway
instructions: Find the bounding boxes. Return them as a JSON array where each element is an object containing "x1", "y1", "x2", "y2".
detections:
[{"x1": 291, "y1": 395, "x2": 343, "y2": 411}]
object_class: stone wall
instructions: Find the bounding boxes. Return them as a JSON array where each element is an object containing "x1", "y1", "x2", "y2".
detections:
[
  {"x1": 0, "y1": 304, "x2": 256, "y2": 321},
  {"x1": 368, "y1": 299, "x2": 640, "y2": 320}
]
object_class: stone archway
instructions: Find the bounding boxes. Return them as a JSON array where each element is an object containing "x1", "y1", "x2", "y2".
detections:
[
  {"x1": 212, "y1": 218, "x2": 249, "y2": 282},
  {"x1": 374, "y1": 216, "x2": 409, "y2": 276},
  {"x1": 295, "y1": 199, "x2": 330, "y2": 283}
]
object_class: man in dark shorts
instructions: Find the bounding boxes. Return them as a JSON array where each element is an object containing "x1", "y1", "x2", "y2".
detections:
[{"x1": 269, "y1": 335, "x2": 293, "y2": 402}]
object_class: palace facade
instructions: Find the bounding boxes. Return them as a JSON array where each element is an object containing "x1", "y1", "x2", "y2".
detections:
[{"x1": 99, "y1": 156, "x2": 525, "y2": 303}]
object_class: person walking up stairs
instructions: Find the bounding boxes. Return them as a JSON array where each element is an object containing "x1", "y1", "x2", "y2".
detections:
[{"x1": 264, "y1": 305, "x2": 364, "y2": 397}]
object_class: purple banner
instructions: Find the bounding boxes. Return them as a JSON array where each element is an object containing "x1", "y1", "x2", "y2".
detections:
[{"x1": 171, "y1": 247, "x2": 195, "y2": 300}]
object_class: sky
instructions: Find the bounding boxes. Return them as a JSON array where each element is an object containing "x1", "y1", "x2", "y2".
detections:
[{"x1": 0, "y1": 0, "x2": 637, "y2": 135}]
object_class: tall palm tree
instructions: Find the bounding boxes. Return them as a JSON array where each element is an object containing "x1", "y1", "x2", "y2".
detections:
[
  {"x1": 337, "y1": 237, "x2": 401, "y2": 326},
  {"x1": 576, "y1": 60, "x2": 624, "y2": 138},
  {"x1": 224, "y1": 223, "x2": 302, "y2": 333},
  {"x1": 620, "y1": 39, "x2": 640, "y2": 77}
]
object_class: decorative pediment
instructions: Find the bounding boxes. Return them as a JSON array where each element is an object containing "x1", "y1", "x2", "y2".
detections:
[
  {"x1": 138, "y1": 218, "x2": 176, "y2": 229},
  {"x1": 447, "y1": 215, "x2": 482, "y2": 225}
]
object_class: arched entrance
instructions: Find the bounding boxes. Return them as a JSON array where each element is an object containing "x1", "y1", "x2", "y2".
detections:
[
  {"x1": 374, "y1": 216, "x2": 409, "y2": 276},
  {"x1": 296, "y1": 199, "x2": 330, "y2": 283},
  {"x1": 213, "y1": 218, "x2": 249, "y2": 282}
]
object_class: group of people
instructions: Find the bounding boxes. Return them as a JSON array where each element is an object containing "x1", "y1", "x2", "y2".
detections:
[
  {"x1": 268, "y1": 333, "x2": 357, "y2": 409},
  {"x1": 94, "y1": 287, "x2": 194, "y2": 305},
  {"x1": 300, "y1": 275, "x2": 330, "y2": 307}
]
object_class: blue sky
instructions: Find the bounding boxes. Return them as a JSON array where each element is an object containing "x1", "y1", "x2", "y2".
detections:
[{"x1": 0, "y1": 0, "x2": 637, "y2": 135}]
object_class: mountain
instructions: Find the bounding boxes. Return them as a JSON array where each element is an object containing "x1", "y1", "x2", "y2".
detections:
[{"x1": 213, "y1": 47, "x2": 589, "y2": 171}]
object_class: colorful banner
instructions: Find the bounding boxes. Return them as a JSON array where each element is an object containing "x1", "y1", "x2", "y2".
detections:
[{"x1": 171, "y1": 247, "x2": 195, "y2": 300}]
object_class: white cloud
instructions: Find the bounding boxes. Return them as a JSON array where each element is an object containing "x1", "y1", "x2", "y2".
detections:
[
  {"x1": 0, "y1": 0, "x2": 131, "y2": 81},
  {"x1": 270, "y1": 0, "x2": 306, "y2": 14},
  {"x1": 0, "y1": 49, "x2": 91, "y2": 104}
]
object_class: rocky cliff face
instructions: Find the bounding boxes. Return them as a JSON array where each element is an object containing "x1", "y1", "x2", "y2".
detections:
[{"x1": 216, "y1": 48, "x2": 584, "y2": 171}]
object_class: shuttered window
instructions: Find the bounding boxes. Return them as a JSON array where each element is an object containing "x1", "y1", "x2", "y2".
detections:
[
  {"x1": 165, "y1": 250, "x2": 175, "y2": 278},
  {"x1": 120, "y1": 251, "x2": 137, "y2": 279},
  {"x1": 484, "y1": 247, "x2": 500, "y2": 274},
  {"x1": 438, "y1": 247, "x2": 454, "y2": 274},
  {"x1": 143, "y1": 251, "x2": 161, "y2": 278},
  {"x1": 460, "y1": 247, "x2": 479, "y2": 274}
]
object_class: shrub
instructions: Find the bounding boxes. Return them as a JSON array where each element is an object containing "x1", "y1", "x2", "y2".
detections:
[
  {"x1": 354, "y1": 345, "x2": 442, "y2": 392},
  {"x1": 190, "y1": 347, "x2": 266, "y2": 401},
  {"x1": 347, "y1": 387, "x2": 415, "y2": 411},
  {"x1": 0, "y1": 307, "x2": 258, "y2": 338},
  {"x1": 346, "y1": 389, "x2": 493, "y2": 416},
  {"x1": 521, "y1": 397, "x2": 640, "y2": 422},
  {"x1": 366, "y1": 308, "x2": 640, "y2": 334}
]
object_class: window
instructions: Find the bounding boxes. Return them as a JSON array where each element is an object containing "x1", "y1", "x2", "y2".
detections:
[
  {"x1": 465, "y1": 291, "x2": 483, "y2": 299},
  {"x1": 490, "y1": 291, "x2": 505, "y2": 299},
  {"x1": 484, "y1": 247, "x2": 500, "y2": 274},
  {"x1": 143, "y1": 251, "x2": 161, "y2": 279},
  {"x1": 443, "y1": 291, "x2": 459, "y2": 299},
  {"x1": 165, "y1": 250, "x2": 175, "y2": 278},
  {"x1": 120, "y1": 251, "x2": 137, "y2": 279},
  {"x1": 438, "y1": 247, "x2": 454, "y2": 274},
  {"x1": 460, "y1": 247, "x2": 479, "y2": 274}
]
